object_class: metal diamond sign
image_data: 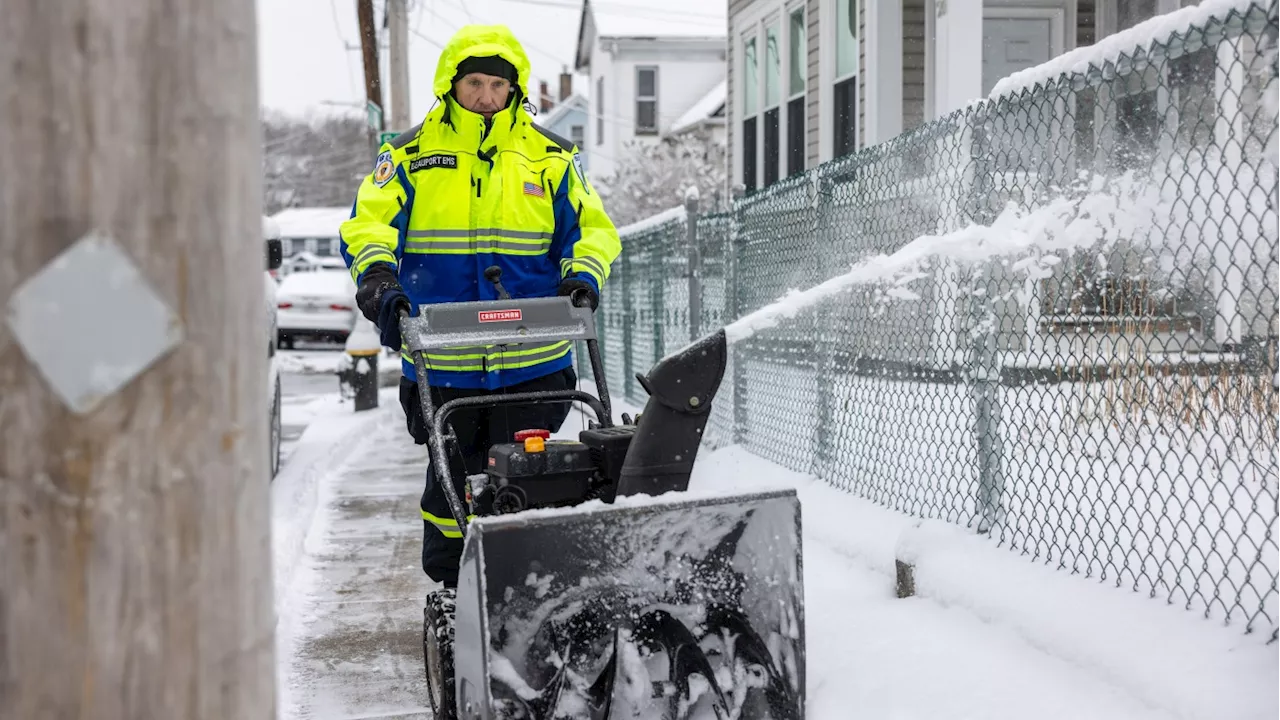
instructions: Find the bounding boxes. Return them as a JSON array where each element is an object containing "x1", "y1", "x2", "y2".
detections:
[{"x1": 6, "y1": 231, "x2": 183, "y2": 414}]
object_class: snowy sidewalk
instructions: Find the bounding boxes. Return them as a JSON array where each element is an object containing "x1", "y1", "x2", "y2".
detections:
[{"x1": 274, "y1": 391, "x2": 435, "y2": 720}]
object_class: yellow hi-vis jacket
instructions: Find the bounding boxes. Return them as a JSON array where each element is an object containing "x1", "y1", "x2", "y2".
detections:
[{"x1": 339, "y1": 24, "x2": 621, "y2": 390}]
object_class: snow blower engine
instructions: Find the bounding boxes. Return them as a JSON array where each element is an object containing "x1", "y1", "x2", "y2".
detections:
[{"x1": 468, "y1": 423, "x2": 633, "y2": 516}]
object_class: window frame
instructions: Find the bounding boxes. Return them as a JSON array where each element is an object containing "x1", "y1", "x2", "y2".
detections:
[
  {"x1": 763, "y1": 16, "x2": 783, "y2": 185},
  {"x1": 635, "y1": 65, "x2": 659, "y2": 136},
  {"x1": 740, "y1": 29, "x2": 760, "y2": 193},
  {"x1": 596, "y1": 76, "x2": 605, "y2": 146},
  {"x1": 786, "y1": 4, "x2": 806, "y2": 176},
  {"x1": 832, "y1": 0, "x2": 858, "y2": 158},
  {"x1": 737, "y1": 1, "x2": 808, "y2": 192}
]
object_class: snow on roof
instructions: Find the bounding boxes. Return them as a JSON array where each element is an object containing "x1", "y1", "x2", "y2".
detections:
[
  {"x1": 588, "y1": 0, "x2": 725, "y2": 39},
  {"x1": 270, "y1": 206, "x2": 352, "y2": 238},
  {"x1": 540, "y1": 93, "x2": 588, "y2": 128},
  {"x1": 262, "y1": 216, "x2": 282, "y2": 239},
  {"x1": 277, "y1": 268, "x2": 356, "y2": 298},
  {"x1": 670, "y1": 79, "x2": 727, "y2": 134},
  {"x1": 988, "y1": 0, "x2": 1254, "y2": 99}
]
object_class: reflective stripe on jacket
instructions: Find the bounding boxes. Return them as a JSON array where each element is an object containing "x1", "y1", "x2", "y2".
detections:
[{"x1": 339, "y1": 24, "x2": 621, "y2": 389}]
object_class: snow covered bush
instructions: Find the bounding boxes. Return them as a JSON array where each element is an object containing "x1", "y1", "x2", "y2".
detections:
[{"x1": 597, "y1": 128, "x2": 727, "y2": 225}]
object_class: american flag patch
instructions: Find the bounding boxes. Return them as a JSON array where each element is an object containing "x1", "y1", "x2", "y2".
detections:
[{"x1": 523, "y1": 181, "x2": 545, "y2": 198}]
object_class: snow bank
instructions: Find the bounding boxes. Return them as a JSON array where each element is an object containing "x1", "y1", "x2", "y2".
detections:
[
  {"x1": 277, "y1": 351, "x2": 346, "y2": 375},
  {"x1": 689, "y1": 444, "x2": 1279, "y2": 720},
  {"x1": 270, "y1": 392, "x2": 396, "y2": 622},
  {"x1": 897, "y1": 519, "x2": 1278, "y2": 720},
  {"x1": 989, "y1": 0, "x2": 1257, "y2": 99}
]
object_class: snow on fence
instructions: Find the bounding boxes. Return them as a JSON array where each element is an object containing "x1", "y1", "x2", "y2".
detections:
[{"x1": 583, "y1": 0, "x2": 1279, "y2": 636}]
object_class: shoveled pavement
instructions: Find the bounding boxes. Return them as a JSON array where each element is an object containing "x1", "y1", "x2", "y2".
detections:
[{"x1": 276, "y1": 397, "x2": 436, "y2": 720}]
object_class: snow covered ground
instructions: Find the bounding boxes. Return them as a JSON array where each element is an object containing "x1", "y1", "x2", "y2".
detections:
[
  {"x1": 687, "y1": 443, "x2": 1277, "y2": 720},
  {"x1": 273, "y1": 393, "x2": 1276, "y2": 720}
]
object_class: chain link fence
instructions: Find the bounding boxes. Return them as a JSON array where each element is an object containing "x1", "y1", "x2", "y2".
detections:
[{"x1": 583, "y1": 0, "x2": 1279, "y2": 635}]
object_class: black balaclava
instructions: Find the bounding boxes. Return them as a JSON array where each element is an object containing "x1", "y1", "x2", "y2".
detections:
[
  {"x1": 446, "y1": 55, "x2": 520, "y2": 133},
  {"x1": 452, "y1": 55, "x2": 518, "y2": 87}
]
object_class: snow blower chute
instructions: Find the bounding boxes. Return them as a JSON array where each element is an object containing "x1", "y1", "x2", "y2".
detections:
[{"x1": 400, "y1": 269, "x2": 805, "y2": 720}]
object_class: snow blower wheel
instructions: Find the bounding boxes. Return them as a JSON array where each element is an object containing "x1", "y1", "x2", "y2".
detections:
[{"x1": 424, "y1": 588, "x2": 457, "y2": 720}]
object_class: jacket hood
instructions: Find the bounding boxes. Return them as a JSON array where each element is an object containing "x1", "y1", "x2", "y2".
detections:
[{"x1": 432, "y1": 24, "x2": 532, "y2": 102}]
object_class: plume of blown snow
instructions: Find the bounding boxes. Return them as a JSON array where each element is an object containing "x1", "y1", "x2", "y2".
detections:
[{"x1": 723, "y1": 171, "x2": 1170, "y2": 344}]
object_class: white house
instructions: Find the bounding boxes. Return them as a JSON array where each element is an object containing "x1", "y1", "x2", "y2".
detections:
[
  {"x1": 726, "y1": 0, "x2": 1213, "y2": 194},
  {"x1": 574, "y1": 0, "x2": 729, "y2": 184},
  {"x1": 269, "y1": 206, "x2": 351, "y2": 259}
]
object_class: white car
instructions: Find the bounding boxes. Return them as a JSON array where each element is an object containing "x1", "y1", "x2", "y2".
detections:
[
  {"x1": 264, "y1": 217, "x2": 284, "y2": 479},
  {"x1": 275, "y1": 267, "x2": 358, "y2": 348}
]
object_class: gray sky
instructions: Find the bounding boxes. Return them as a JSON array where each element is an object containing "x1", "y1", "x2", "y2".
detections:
[{"x1": 256, "y1": 0, "x2": 586, "y2": 126}]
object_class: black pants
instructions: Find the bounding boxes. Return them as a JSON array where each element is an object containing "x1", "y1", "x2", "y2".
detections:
[{"x1": 399, "y1": 366, "x2": 577, "y2": 586}]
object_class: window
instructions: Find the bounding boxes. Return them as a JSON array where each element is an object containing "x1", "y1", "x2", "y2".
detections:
[
  {"x1": 636, "y1": 66, "x2": 658, "y2": 135},
  {"x1": 833, "y1": 0, "x2": 858, "y2": 157},
  {"x1": 1116, "y1": 0, "x2": 1158, "y2": 32},
  {"x1": 596, "y1": 76, "x2": 604, "y2": 145},
  {"x1": 742, "y1": 35, "x2": 759, "y2": 193},
  {"x1": 763, "y1": 21, "x2": 782, "y2": 185},
  {"x1": 787, "y1": 7, "x2": 805, "y2": 176},
  {"x1": 570, "y1": 124, "x2": 585, "y2": 149}
]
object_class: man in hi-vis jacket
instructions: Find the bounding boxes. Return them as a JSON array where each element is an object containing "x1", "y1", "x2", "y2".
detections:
[{"x1": 339, "y1": 23, "x2": 621, "y2": 587}]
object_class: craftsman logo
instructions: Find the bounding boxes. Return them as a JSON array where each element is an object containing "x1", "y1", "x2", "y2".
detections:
[
  {"x1": 478, "y1": 309, "x2": 522, "y2": 323},
  {"x1": 409, "y1": 154, "x2": 458, "y2": 172}
]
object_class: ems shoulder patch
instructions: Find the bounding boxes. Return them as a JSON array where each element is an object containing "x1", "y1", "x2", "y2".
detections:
[
  {"x1": 372, "y1": 151, "x2": 395, "y2": 187},
  {"x1": 409, "y1": 154, "x2": 458, "y2": 172}
]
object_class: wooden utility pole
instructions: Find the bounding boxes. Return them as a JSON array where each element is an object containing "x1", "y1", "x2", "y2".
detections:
[
  {"x1": 387, "y1": 0, "x2": 413, "y2": 131},
  {"x1": 357, "y1": 0, "x2": 384, "y2": 129},
  {"x1": 0, "y1": 1, "x2": 274, "y2": 719}
]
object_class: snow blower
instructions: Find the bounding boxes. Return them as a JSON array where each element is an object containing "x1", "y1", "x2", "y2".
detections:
[{"x1": 400, "y1": 268, "x2": 805, "y2": 720}]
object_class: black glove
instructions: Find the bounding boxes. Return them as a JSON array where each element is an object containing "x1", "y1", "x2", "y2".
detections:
[
  {"x1": 356, "y1": 263, "x2": 412, "y2": 349},
  {"x1": 558, "y1": 276, "x2": 598, "y2": 311}
]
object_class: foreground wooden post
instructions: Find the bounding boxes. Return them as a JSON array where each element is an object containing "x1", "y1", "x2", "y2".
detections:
[{"x1": 0, "y1": 2, "x2": 275, "y2": 718}]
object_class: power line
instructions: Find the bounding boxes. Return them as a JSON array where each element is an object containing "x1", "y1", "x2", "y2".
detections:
[{"x1": 329, "y1": 0, "x2": 364, "y2": 98}]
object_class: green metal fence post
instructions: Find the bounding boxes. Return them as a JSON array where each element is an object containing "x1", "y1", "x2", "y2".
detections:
[
  {"x1": 810, "y1": 168, "x2": 835, "y2": 480},
  {"x1": 728, "y1": 188, "x2": 747, "y2": 445},
  {"x1": 652, "y1": 236, "x2": 664, "y2": 365},
  {"x1": 964, "y1": 107, "x2": 1006, "y2": 535},
  {"x1": 621, "y1": 247, "x2": 634, "y2": 403},
  {"x1": 686, "y1": 193, "x2": 702, "y2": 342}
]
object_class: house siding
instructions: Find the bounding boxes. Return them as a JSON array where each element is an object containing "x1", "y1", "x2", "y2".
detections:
[
  {"x1": 902, "y1": 0, "x2": 927, "y2": 131},
  {"x1": 806, "y1": 0, "x2": 820, "y2": 168}
]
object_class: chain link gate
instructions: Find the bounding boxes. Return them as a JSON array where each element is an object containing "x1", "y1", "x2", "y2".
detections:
[{"x1": 583, "y1": 0, "x2": 1278, "y2": 635}]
